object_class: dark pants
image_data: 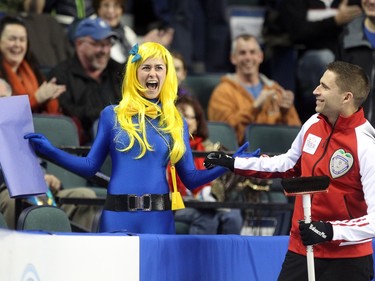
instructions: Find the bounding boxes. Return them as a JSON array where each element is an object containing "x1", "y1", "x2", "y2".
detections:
[{"x1": 278, "y1": 250, "x2": 374, "y2": 281}]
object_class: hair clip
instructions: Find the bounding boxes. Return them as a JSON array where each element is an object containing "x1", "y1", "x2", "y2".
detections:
[{"x1": 129, "y1": 43, "x2": 142, "y2": 63}]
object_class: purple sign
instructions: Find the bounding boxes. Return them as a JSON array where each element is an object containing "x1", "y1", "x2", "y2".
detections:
[{"x1": 0, "y1": 95, "x2": 47, "y2": 197}]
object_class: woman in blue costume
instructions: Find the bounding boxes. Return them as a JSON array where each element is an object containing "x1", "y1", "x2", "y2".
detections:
[{"x1": 25, "y1": 42, "x2": 257, "y2": 234}]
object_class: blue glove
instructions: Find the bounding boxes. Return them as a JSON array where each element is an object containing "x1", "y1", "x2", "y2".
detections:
[
  {"x1": 235, "y1": 148, "x2": 261, "y2": 158},
  {"x1": 25, "y1": 133, "x2": 99, "y2": 178},
  {"x1": 204, "y1": 142, "x2": 260, "y2": 170},
  {"x1": 232, "y1": 142, "x2": 249, "y2": 157},
  {"x1": 234, "y1": 142, "x2": 261, "y2": 158},
  {"x1": 24, "y1": 133, "x2": 56, "y2": 156}
]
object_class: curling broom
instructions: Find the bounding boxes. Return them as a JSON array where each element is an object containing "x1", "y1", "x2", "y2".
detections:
[{"x1": 281, "y1": 176, "x2": 330, "y2": 281}]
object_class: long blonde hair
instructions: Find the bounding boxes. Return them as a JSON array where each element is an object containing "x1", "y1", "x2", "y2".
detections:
[{"x1": 114, "y1": 42, "x2": 185, "y2": 164}]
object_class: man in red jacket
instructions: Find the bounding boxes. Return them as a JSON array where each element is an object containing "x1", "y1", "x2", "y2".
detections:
[{"x1": 204, "y1": 61, "x2": 375, "y2": 280}]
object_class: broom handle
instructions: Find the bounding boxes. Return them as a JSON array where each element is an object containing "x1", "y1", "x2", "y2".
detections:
[{"x1": 303, "y1": 194, "x2": 315, "y2": 281}]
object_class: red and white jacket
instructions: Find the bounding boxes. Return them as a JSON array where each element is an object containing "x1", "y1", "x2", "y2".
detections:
[{"x1": 235, "y1": 108, "x2": 375, "y2": 258}]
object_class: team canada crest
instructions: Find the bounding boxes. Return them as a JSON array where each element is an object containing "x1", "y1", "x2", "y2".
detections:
[{"x1": 329, "y1": 149, "x2": 353, "y2": 178}]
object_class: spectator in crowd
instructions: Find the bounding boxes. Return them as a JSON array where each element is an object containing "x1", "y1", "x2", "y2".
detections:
[
  {"x1": 126, "y1": 0, "x2": 170, "y2": 36},
  {"x1": 171, "y1": 95, "x2": 243, "y2": 234},
  {"x1": 22, "y1": 0, "x2": 44, "y2": 14},
  {"x1": 0, "y1": 168, "x2": 99, "y2": 230},
  {"x1": 0, "y1": 16, "x2": 66, "y2": 114},
  {"x1": 338, "y1": 0, "x2": 375, "y2": 125},
  {"x1": 168, "y1": 0, "x2": 232, "y2": 73},
  {"x1": 205, "y1": 61, "x2": 375, "y2": 281},
  {"x1": 43, "y1": 0, "x2": 95, "y2": 24},
  {"x1": 0, "y1": 0, "x2": 24, "y2": 14},
  {"x1": 93, "y1": 0, "x2": 174, "y2": 64},
  {"x1": 19, "y1": 0, "x2": 74, "y2": 71},
  {"x1": 47, "y1": 17, "x2": 123, "y2": 144},
  {"x1": 208, "y1": 34, "x2": 301, "y2": 145},
  {"x1": 0, "y1": 78, "x2": 98, "y2": 231},
  {"x1": 127, "y1": 0, "x2": 231, "y2": 73},
  {"x1": 280, "y1": 0, "x2": 362, "y2": 121},
  {"x1": 24, "y1": 42, "x2": 254, "y2": 234},
  {"x1": 171, "y1": 50, "x2": 195, "y2": 98}
]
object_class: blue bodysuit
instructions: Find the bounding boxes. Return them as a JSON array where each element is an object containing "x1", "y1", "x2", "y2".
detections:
[{"x1": 30, "y1": 105, "x2": 231, "y2": 234}]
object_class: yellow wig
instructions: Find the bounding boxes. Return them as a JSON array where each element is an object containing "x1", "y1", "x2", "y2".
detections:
[{"x1": 114, "y1": 42, "x2": 185, "y2": 164}]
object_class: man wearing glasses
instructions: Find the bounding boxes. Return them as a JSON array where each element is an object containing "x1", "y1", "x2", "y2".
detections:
[{"x1": 48, "y1": 17, "x2": 124, "y2": 144}]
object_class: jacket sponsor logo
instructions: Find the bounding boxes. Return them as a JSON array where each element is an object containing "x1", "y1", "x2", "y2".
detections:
[
  {"x1": 303, "y1": 133, "x2": 322, "y2": 155},
  {"x1": 330, "y1": 149, "x2": 353, "y2": 178}
]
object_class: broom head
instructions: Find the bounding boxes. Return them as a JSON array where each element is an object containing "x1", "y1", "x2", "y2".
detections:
[{"x1": 281, "y1": 176, "x2": 330, "y2": 196}]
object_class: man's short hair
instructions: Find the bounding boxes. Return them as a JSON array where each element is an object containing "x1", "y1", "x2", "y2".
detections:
[
  {"x1": 327, "y1": 61, "x2": 370, "y2": 107},
  {"x1": 231, "y1": 34, "x2": 260, "y2": 54}
]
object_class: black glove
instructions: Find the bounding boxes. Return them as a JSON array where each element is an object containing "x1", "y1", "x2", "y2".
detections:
[
  {"x1": 203, "y1": 152, "x2": 234, "y2": 171},
  {"x1": 299, "y1": 221, "x2": 333, "y2": 246}
]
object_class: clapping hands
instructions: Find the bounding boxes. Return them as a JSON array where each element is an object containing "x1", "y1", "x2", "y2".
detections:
[{"x1": 35, "y1": 77, "x2": 66, "y2": 104}]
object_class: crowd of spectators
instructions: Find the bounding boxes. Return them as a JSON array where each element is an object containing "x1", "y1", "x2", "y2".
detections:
[{"x1": 0, "y1": 0, "x2": 371, "y2": 235}]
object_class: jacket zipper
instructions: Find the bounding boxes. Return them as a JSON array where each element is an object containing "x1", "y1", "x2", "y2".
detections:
[
  {"x1": 311, "y1": 119, "x2": 336, "y2": 176},
  {"x1": 343, "y1": 196, "x2": 354, "y2": 219},
  {"x1": 310, "y1": 119, "x2": 336, "y2": 203}
]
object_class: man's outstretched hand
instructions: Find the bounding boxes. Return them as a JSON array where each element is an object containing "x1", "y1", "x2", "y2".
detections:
[
  {"x1": 204, "y1": 141, "x2": 260, "y2": 170},
  {"x1": 204, "y1": 152, "x2": 235, "y2": 170}
]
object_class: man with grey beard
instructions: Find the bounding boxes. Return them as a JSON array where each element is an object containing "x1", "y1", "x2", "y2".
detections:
[{"x1": 48, "y1": 17, "x2": 124, "y2": 144}]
